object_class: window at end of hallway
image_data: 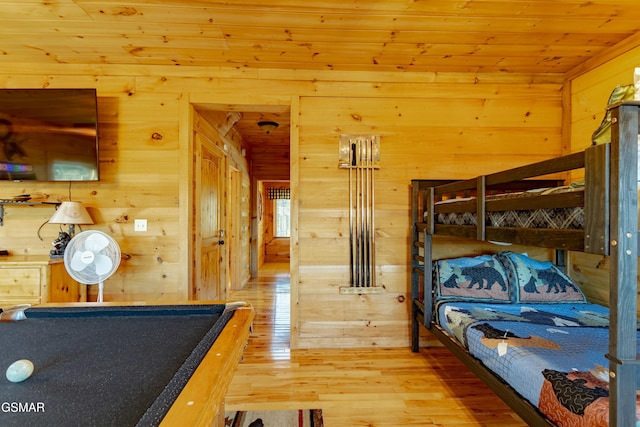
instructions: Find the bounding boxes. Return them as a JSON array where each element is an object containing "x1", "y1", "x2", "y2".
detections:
[{"x1": 274, "y1": 199, "x2": 290, "y2": 238}]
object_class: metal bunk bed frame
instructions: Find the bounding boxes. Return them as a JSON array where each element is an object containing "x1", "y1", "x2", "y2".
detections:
[{"x1": 410, "y1": 101, "x2": 639, "y2": 426}]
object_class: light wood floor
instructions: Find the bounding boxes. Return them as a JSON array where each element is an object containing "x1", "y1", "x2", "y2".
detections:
[{"x1": 226, "y1": 262, "x2": 528, "y2": 426}]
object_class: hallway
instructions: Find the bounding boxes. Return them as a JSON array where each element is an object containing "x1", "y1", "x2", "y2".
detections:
[{"x1": 225, "y1": 263, "x2": 526, "y2": 426}]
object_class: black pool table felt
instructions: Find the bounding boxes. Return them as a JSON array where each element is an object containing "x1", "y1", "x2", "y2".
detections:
[{"x1": 0, "y1": 305, "x2": 232, "y2": 427}]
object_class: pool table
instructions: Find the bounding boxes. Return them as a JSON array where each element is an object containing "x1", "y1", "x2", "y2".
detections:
[{"x1": 0, "y1": 301, "x2": 254, "y2": 427}]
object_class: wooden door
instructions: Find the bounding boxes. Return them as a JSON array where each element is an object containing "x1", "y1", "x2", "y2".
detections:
[
  {"x1": 228, "y1": 168, "x2": 240, "y2": 291},
  {"x1": 194, "y1": 134, "x2": 227, "y2": 300}
]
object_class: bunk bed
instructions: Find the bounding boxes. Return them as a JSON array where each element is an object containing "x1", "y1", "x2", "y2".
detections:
[{"x1": 410, "y1": 101, "x2": 640, "y2": 427}]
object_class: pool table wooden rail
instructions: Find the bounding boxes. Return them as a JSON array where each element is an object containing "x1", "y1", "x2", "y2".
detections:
[{"x1": 162, "y1": 304, "x2": 254, "y2": 427}]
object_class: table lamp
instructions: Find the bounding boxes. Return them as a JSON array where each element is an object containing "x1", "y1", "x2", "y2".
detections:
[{"x1": 48, "y1": 201, "x2": 94, "y2": 258}]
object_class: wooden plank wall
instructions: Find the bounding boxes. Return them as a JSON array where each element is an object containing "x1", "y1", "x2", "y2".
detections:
[
  {"x1": 296, "y1": 86, "x2": 564, "y2": 348},
  {"x1": 251, "y1": 141, "x2": 290, "y2": 182},
  {"x1": 0, "y1": 63, "x2": 564, "y2": 347},
  {"x1": 0, "y1": 71, "x2": 188, "y2": 301},
  {"x1": 567, "y1": 44, "x2": 640, "y2": 309}
]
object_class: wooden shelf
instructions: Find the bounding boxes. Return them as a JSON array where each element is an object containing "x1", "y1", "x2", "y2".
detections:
[{"x1": 0, "y1": 201, "x2": 59, "y2": 226}]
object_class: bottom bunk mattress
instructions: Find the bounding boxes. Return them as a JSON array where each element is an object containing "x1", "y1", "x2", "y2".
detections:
[{"x1": 436, "y1": 301, "x2": 640, "y2": 426}]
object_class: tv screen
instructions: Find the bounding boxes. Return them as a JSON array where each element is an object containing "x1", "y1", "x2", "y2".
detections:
[{"x1": 0, "y1": 88, "x2": 99, "y2": 181}]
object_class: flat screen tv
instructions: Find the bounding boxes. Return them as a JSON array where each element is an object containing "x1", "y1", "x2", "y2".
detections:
[{"x1": 0, "y1": 88, "x2": 99, "y2": 181}]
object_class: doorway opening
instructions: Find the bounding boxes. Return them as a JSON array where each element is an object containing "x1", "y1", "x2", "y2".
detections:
[
  {"x1": 191, "y1": 103, "x2": 291, "y2": 290},
  {"x1": 189, "y1": 98, "x2": 296, "y2": 346},
  {"x1": 258, "y1": 180, "x2": 290, "y2": 273}
]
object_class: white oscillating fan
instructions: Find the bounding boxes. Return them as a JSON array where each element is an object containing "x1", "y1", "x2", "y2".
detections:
[{"x1": 63, "y1": 230, "x2": 121, "y2": 303}]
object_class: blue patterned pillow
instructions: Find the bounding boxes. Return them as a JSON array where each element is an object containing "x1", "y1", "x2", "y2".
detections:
[
  {"x1": 435, "y1": 254, "x2": 511, "y2": 302},
  {"x1": 496, "y1": 251, "x2": 586, "y2": 303}
]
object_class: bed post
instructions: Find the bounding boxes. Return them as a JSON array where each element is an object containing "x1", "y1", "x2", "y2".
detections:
[
  {"x1": 423, "y1": 230, "x2": 433, "y2": 330},
  {"x1": 411, "y1": 181, "x2": 421, "y2": 352},
  {"x1": 608, "y1": 102, "x2": 639, "y2": 427},
  {"x1": 476, "y1": 175, "x2": 486, "y2": 241},
  {"x1": 554, "y1": 249, "x2": 566, "y2": 273},
  {"x1": 410, "y1": 180, "x2": 435, "y2": 352},
  {"x1": 584, "y1": 143, "x2": 610, "y2": 255}
]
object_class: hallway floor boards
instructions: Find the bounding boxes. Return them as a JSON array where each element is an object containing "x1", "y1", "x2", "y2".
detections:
[{"x1": 226, "y1": 263, "x2": 527, "y2": 426}]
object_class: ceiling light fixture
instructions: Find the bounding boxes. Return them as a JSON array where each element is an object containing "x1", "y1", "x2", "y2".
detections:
[{"x1": 258, "y1": 120, "x2": 279, "y2": 134}]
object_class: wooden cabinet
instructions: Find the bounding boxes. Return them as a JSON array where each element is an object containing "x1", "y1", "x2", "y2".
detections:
[{"x1": 0, "y1": 256, "x2": 86, "y2": 306}]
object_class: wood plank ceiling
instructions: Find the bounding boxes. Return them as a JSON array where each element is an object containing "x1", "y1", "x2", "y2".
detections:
[{"x1": 3, "y1": 0, "x2": 640, "y2": 150}]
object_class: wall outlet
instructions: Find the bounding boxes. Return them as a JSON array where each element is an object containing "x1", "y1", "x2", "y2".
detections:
[{"x1": 134, "y1": 219, "x2": 147, "y2": 232}]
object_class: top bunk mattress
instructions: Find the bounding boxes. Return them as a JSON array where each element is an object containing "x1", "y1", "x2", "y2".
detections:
[{"x1": 430, "y1": 186, "x2": 585, "y2": 229}]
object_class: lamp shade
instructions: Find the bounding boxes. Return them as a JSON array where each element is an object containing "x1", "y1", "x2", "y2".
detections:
[{"x1": 48, "y1": 201, "x2": 94, "y2": 225}]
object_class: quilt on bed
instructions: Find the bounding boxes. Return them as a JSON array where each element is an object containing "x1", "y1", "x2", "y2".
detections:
[{"x1": 437, "y1": 301, "x2": 640, "y2": 426}]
